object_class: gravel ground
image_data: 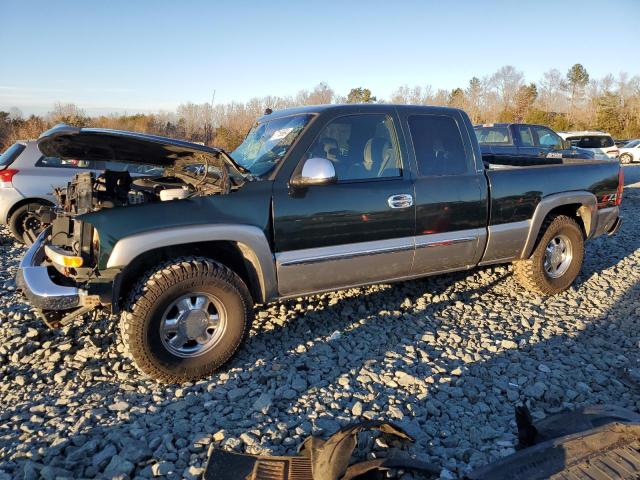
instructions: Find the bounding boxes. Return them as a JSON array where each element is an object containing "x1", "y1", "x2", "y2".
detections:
[{"x1": 1, "y1": 182, "x2": 639, "y2": 480}]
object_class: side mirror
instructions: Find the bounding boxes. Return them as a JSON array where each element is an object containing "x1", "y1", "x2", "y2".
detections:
[
  {"x1": 562, "y1": 140, "x2": 572, "y2": 150},
  {"x1": 290, "y1": 157, "x2": 337, "y2": 187}
]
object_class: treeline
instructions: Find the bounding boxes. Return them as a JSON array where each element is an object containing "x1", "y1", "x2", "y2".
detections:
[{"x1": 1, "y1": 64, "x2": 639, "y2": 152}]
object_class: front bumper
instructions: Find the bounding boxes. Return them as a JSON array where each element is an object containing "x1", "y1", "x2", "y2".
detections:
[{"x1": 15, "y1": 227, "x2": 83, "y2": 310}]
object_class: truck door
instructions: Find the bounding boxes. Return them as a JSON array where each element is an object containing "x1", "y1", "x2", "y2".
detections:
[
  {"x1": 400, "y1": 109, "x2": 488, "y2": 274},
  {"x1": 272, "y1": 111, "x2": 415, "y2": 296}
]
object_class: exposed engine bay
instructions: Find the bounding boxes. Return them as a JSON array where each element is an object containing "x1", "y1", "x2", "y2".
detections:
[
  {"x1": 56, "y1": 154, "x2": 239, "y2": 214},
  {"x1": 38, "y1": 159, "x2": 240, "y2": 280},
  {"x1": 57, "y1": 170, "x2": 196, "y2": 214}
]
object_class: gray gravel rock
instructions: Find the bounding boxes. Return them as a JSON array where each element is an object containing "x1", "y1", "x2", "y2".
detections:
[{"x1": 1, "y1": 183, "x2": 639, "y2": 479}]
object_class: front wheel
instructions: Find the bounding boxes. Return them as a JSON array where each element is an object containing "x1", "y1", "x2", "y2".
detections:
[
  {"x1": 619, "y1": 153, "x2": 633, "y2": 164},
  {"x1": 120, "y1": 257, "x2": 253, "y2": 383},
  {"x1": 514, "y1": 215, "x2": 584, "y2": 295}
]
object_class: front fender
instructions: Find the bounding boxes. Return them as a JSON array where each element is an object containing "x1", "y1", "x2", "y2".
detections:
[{"x1": 106, "y1": 224, "x2": 278, "y2": 302}]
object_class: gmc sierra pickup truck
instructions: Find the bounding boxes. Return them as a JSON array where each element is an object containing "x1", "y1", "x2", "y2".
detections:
[{"x1": 17, "y1": 104, "x2": 623, "y2": 383}]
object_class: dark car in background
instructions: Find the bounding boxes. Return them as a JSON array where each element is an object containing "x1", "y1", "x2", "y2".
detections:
[{"x1": 474, "y1": 123, "x2": 596, "y2": 166}]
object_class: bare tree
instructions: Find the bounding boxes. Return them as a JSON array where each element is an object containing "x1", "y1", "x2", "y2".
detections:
[
  {"x1": 490, "y1": 65, "x2": 524, "y2": 112},
  {"x1": 48, "y1": 102, "x2": 89, "y2": 126},
  {"x1": 538, "y1": 69, "x2": 568, "y2": 112}
]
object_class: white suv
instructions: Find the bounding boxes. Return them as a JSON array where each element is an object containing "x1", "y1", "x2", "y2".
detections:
[
  {"x1": 558, "y1": 131, "x2": 619, "y2": 159},
  {"x1": 0, "y1": 140, "x2": 160, "y2": 244}
]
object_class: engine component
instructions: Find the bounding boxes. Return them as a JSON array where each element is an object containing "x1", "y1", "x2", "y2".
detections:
[{"x1": 159, "y1": 187, "x2": 190, "y2": 201}]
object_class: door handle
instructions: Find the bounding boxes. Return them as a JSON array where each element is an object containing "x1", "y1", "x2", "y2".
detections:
[{"x1": 387, "y1": 194, "x2": 413, "y2": 209}]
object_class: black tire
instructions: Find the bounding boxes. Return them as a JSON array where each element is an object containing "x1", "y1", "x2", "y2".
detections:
[
  {"x1": 8, "y1": 202, "x2": 47, "y2": 245},
  {"x1": 513, "y1": 215, "x2": 584, "y2": 295},
  {"x1": 619, "y1": 153, "x2": 633, "y2": 165},
  {"x1": 120, "y1": 257, "x2": 253, "y2": 383}
]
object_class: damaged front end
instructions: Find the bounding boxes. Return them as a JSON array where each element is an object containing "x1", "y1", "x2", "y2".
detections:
[{"x1": 17, "y1": 124, "x2": 248, "y2": 327}]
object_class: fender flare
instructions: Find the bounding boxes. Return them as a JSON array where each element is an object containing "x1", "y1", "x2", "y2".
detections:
[
  {"x1": 520, "y1": 191, "x2": 597, "y2": 259},
  {"x1": 106, "y1": 224, "x2": 278, "y2": 302}
]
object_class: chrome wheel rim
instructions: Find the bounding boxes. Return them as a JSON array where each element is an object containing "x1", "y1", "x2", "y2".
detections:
[
  {"x1": 544, "y1": 234, "x2": 573, "y2": 279},
  {"x1": 620, "y1": 154, "x2": 631, "y2": 164},
  {"x1": 160, "y1": 292, "x2": 227, "y2": 358}
]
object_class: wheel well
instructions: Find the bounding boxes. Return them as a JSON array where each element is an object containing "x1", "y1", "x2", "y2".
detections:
[
  {"x1": 114, "y1": 241, "x2": 263, "y2": 312},
  {"x1": 543, "y1": 203, "x2": 587, "y2": 238},
  {"x1": 6, "y1": 198, "x2": 53, "y2": 223},
  {"x1": 528, "y1": 203, "x2": 586, "y2": 255}
]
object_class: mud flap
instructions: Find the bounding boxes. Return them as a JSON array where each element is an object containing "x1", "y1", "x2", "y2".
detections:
[{"x1": 203, "y1": 420, "x2": 438, "y2": 480}]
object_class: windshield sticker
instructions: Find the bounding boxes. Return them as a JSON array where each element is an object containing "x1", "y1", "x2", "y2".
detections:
[{"x1": 269, "y1": 128, "x2": 293, "y2": 141}]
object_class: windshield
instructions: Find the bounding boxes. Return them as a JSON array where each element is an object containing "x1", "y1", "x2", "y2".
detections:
[
  {"x1": 230, "y1": 114, "x2": 313, "y2": 176},
  {"x1": 624, "y1": 139, "x2": 640, "y2": 148}
]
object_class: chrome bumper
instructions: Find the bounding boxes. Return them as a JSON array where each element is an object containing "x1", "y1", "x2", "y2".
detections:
[{"x1": 15, "y1": 227, "x2": 82, "y2": 310}]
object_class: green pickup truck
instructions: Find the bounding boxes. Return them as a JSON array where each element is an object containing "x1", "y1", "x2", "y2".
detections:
[{"x1": 17, "y1": 104, "x2": 623, "y2": 383}]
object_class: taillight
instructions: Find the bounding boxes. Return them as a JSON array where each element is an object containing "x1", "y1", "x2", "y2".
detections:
[
  {"x1": 0, "y1": 168, "x2": 19, "y2": 188},
  {"x1": 615, "y1": 168, "x2": 624, "y2": 206}
]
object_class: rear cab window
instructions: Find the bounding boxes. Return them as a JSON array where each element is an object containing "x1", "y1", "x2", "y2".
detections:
[
  {"x1": 514, "y1": 126, "x2": 535, "y2": 146},
  {"x1": 473, "y1": 125, "x2": 513, "y2": 145},
  {"x1": 409, "y1": 115, "x2": 471, "y2": 176},
  {"x1": 0, "y1": 143, "x2": 26, "y2": 168}
]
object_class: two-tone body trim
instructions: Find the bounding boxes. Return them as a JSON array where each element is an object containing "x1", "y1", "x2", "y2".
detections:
[
  {"x1": 479, "y1": 220, "x2": 530, "y2": 265},
  {"x1": 276, "y1": 228, "x2": 487, "y2": 297},
  {"x1": 413, "y1": 228, "x2": 487, "y2": 274},
  {"x1": 276, "y1": 236, "x2": 414, "y2": 296}
]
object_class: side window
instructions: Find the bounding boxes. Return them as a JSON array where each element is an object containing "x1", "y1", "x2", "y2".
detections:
[
  {"x1": 515, "y1": 126, "x2": 535, "y2": 146},
  {"x1": 533, "y1": 127, "x2": 562, "y2": 149},
  {"x1": 474, "y1": 126, "x2": 512, "y2": 144},
  {"x1": 35, "y1": 156, "x2": 98, "y2": 169},
  {"x1": 409, "y1": 115, "x2": 469, "y2": 176},
  {"x1": 305, "y1": 114, "x2": 402, "y2": 181}
]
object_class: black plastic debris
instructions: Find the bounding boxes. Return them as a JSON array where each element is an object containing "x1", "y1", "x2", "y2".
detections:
[{"x1": 203, "y1": 420, "x2": 438, "y2": 480}]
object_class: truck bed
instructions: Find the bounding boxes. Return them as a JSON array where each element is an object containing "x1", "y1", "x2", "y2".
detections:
[{"x1": 486, "y1": 160, "x2": 620, "y2": 225}]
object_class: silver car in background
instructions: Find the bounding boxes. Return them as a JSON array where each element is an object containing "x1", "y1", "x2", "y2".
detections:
[{"x1": 0, "y1": 140, "x2": 159, "y2": 243}]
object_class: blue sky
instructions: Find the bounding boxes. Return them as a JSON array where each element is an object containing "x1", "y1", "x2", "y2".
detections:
[{"x1": 1, "y1": 0, "x2": 639, "y2": 115}]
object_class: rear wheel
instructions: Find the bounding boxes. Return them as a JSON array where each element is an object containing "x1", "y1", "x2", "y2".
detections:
[
  {"x1": 120, "y1": 257, "x2": 254, "y2": 383},
  {"x1": 514, "y1": 215, "x2": 584, "y2": 295},
  {"x1": 619, "y1": 153, "x2": 633, "y2": 164},
  {"x1": 8, "y1": 202, "x2": 47, "y2": 245}
]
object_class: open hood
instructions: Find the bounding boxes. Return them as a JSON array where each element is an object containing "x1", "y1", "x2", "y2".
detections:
[{"x1": 37, "y1": 124, "x2": 247, "y2": 174}]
